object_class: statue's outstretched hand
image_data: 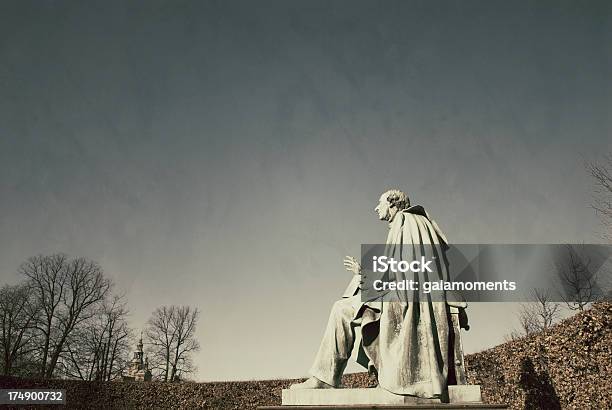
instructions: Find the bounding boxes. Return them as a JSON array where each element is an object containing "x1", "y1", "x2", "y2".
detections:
[{"x1": 343, "y1": 256, "x2": 361, "y2": 275}]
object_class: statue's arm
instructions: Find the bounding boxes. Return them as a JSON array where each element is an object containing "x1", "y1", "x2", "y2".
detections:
[{"x1": 341, "y1": 255, "x2": 362, "y2": 297}]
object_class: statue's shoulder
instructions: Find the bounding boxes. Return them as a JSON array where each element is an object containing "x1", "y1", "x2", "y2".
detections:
[
  {"x1": 403, "y1": 205, "x2": 428, "y2": 217},
  {"x1": 401, "y1": 206, "x2": 449, "y2": 245},
  {"x1": 390, "y1": 208, "x2": 425, "y2": 230}
]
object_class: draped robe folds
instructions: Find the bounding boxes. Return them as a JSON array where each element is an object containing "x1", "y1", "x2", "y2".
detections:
[{"x1": 354, "y1": 205, "x2": 452, "y2": 399}]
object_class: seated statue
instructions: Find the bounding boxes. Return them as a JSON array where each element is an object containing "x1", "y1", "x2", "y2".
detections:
[{"x1": 290, "y1": 189, "x2": 469, "y2": 400}]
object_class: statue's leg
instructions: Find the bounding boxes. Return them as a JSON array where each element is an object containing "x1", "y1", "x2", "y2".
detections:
[{"x1": 307, "y1": 297, "x2": 358, "y2": 387}]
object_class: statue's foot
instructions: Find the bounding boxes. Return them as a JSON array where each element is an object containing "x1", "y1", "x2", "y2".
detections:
[{"x1": 289, "y1": 377, "x2": 335, "y2": 390}]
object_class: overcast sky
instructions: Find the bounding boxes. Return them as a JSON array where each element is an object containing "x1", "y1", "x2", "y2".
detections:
[{"x1": 1, "y1": 0, "x2": 611, "y2": 381}]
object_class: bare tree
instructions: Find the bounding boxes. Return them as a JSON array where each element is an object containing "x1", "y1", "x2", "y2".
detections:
[
  {"x1": 516, "y1": 306, "x2": 539, "y2": 337},
  {"x1": 96, "y1": 295, "x2": 132, "y2": 381},
  {"x1": 0, "y1": 283, "x2": 39, "y2": 375},
  {"x1": 506, "y1": 288, "x2": 561, "y2": 340},
  {"x1": 503, "y1": 329, "x2": 524, "y2": 342},
  {"x1": 20, "y1": 254, "x2": 112, "y2": 378},
  {"x1": 59, "y1": 294, "x2": 132, "y2": 381},
  {"x1": 145, "y1": 306, "x2": 175, "y2": 381},
  {"x1": 145, "y1": 305, "x2": 200, "y2": 382},
  {"x1": 587, "y1": 154, "x2": 612, "y2": 238},
  {"x1": 556, "y1": 245, "x2": 598, "y2": 311},
  {"x1": 169, "y1": 306, "x2": 199, "y2": 382},
  {"x1": 522, "y1": 288, "x2": 561, "y2": 333},
  {"x1": 19, "y1": 254, "x2": 66, "y2": 377},
  {"x1": 586, "y1": 155, "x2": 612, "y2": 301}
]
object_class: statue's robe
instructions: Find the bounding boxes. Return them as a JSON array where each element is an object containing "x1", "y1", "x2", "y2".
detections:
[{"x1": 355, "y1": 205, "x2": 452, "y2": 399}]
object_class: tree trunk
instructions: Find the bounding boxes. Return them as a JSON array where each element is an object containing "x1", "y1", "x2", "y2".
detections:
[
  {"x1": 164, "y1": 346, "x2": 170, "y2": 381},
  {"x1": 107, "y1": 339, "x2": 119, "y2": 381},
  {"x1": 3, "y1": 352, "x2": 11, "y2": 376},
  {"x1": 46, "y1": 324, "x2": 72, "y2": 378},
  {"x1": 41, "y1": 320, "x2": 52, "y2": 378}
]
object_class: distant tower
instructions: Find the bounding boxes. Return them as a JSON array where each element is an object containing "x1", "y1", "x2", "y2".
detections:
[{"x1": 122, "y1": 334, "x2": 152, "y2": 381}]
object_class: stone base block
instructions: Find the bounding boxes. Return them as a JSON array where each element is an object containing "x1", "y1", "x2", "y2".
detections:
[
  {"x1": 261, "y1": 386, "x2": 507, "y2": 410},
  {"x1": 448, "y1": 385, "x2": 482, "y2": 403},
  {"x1": 282, "y1": 388, "x2": 440, "y2": 406},
  {"x1": 261, "y1": 406, "x2": 506, "y2": 410}
]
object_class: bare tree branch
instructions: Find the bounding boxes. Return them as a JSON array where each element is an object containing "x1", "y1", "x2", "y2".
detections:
[
  {"x1": 0, "y1": 283, "x2": 39, "y2": 375},
  {"x1": 587, "y1": 154, "x2": 612, "y2": 239},
  {"x1": 506, "y1": 288, "x2": 561, "y2": 340},
  {"x1": 20, "y1": 254, "x2": 112, "y2": 378},
  {"x1": 145, "y1": 305, "x2": 200, "y2": 382},
  {"x1": 556, "y1": 245, "x2": 598, "y2": 311}
]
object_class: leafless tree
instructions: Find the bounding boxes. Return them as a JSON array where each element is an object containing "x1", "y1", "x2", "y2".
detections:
[
  {"x1": 0, "y1": 283, "x2": 39, "y2": 375},
  {"x1": 145, "y1": 305, "x2": 200, "y2": 382},
  {"x1": 503, "y1": 329, "x2": 524, "y2": 342},
  {"x1": 556, "y1": 245, "x2": 598, "y2": 311},
  {"x1": 521, "y1": 288, "x2": 561, "y2": 333},
  {"x1": 145, "y1": 306, "x2": 175, "y2": 381},
  {"x1": 19, "y1": 254, "x2": 66, "y2": 377},
  {"x1": 20, "y1": 254, "x2": 112, "y2": 378},
  {"x1": 168, "y1": 306, "x2": 199, "y2": 382},
  {"x1": 587, "y1": 154, "x2": 612, "y2": 238},
  {"x1": 586, "y1": 155, "x2": 612, "y2": 301},
  {"x1": 59, "y1": 294, "x2": 132, "y2": 381},
  {"x1": 506, "y1": 288, "x2": 561, "y2": 340}
]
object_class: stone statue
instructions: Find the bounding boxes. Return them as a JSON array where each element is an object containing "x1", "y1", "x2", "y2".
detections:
[{"x1": 290, "y1": 189, "x2": 469, "y2": 400}]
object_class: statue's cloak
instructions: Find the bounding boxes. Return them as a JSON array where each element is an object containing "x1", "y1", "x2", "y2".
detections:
[{"x1": 355, "y1": 206, "x2": 451, "y2": 398}]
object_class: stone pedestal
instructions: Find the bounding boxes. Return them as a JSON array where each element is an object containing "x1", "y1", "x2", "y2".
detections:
[
  {"x1": 448, "y1": 385, "x2": 482, "y2": 403},
  {"x1": 260, "y1": 405, "x2": 507, "y2": 410},
  {"x1": 256, "y1": 385, "x2": 508, "y2": 410},
  {"x1": 282, "y1": 388, "x2": 441, "y2": 406}
]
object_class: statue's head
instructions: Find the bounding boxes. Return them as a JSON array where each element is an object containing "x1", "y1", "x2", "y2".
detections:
[{"x1": 375, "y1": 189, "x2": 410, "y2": 221}]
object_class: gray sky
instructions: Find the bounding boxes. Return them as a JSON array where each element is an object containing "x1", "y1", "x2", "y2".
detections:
[{"x1": 1, "y1": 0, "x2": 611, "y2": 381}]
